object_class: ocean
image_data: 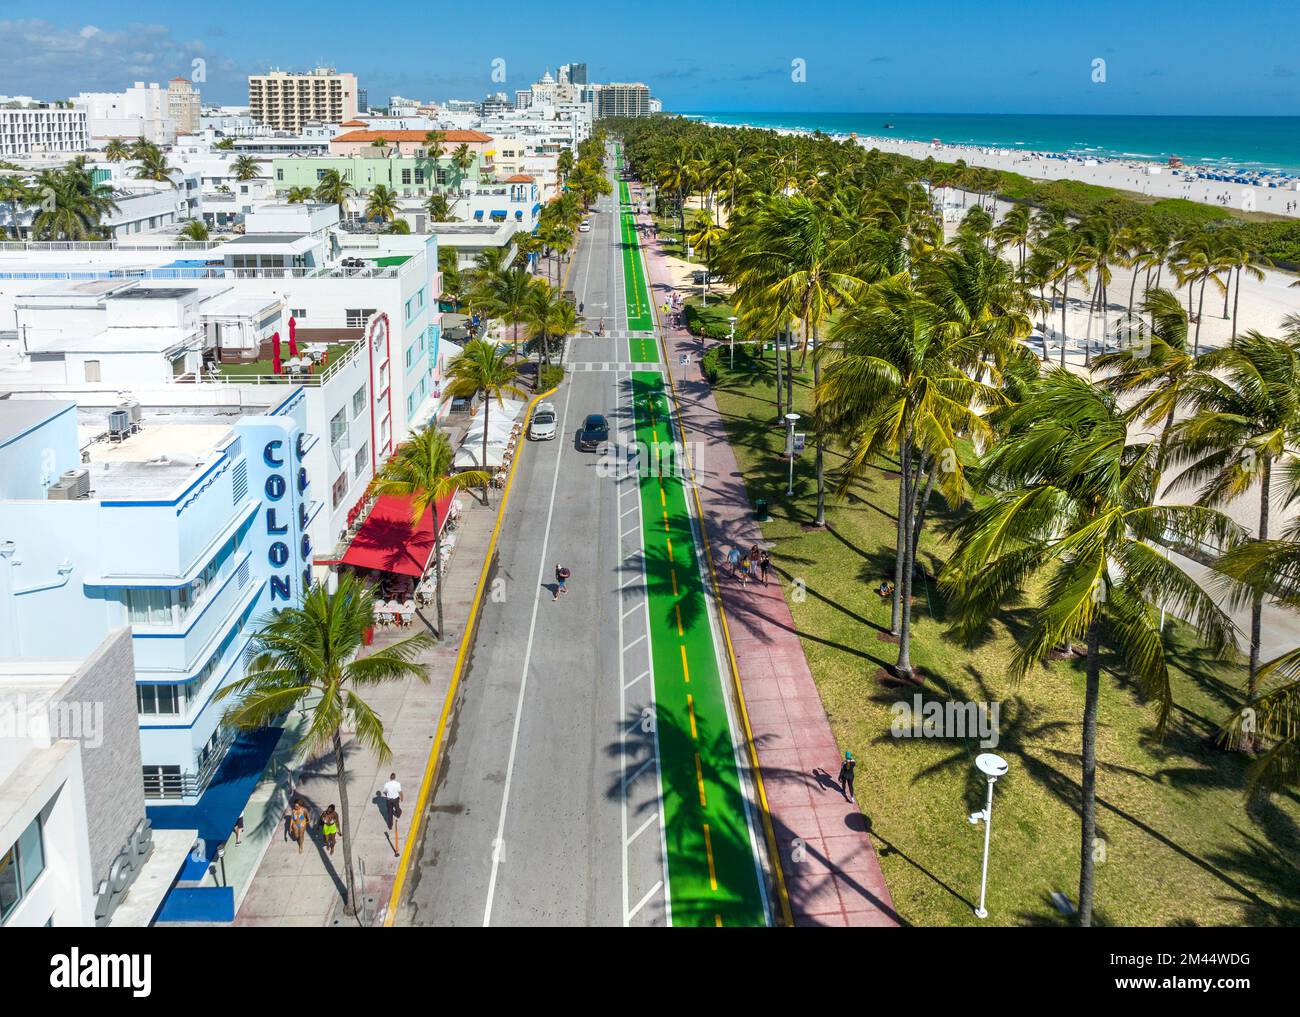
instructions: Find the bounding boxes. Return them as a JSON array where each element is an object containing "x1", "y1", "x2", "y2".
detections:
[{"x1": 679, "y1": 112, "x2": 1300, "y2": 176}]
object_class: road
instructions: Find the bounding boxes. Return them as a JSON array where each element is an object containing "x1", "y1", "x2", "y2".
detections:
[{"x1": 398, "y1": 145, "x2": 770, "y2": 927}]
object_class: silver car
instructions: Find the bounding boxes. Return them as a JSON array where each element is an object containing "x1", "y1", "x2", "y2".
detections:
[{"x1": 529, "y1": 401, "x2": 557, "y2": 440}]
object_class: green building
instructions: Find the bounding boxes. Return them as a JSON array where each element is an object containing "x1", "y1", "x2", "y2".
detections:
[{"x1": 271, "y1": 155, "x2": 483, "y2": 200}]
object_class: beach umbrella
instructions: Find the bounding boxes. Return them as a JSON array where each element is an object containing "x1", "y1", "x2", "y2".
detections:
[
  {"x1": 288, "y1": 315, "x2": 298, "y2": 358},
  {"x1": 271, "y1": 331, "x2": 282, "y2": 375}
]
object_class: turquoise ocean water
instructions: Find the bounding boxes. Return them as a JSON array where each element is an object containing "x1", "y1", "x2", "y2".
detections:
[{"x1": 680, "y1": 112, "x2": 1300, "y2": 176}]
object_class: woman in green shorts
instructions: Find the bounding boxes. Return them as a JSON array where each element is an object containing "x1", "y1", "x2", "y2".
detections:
[{"x1": 320, "y1": 804, "x2": 340, "y2": 855}]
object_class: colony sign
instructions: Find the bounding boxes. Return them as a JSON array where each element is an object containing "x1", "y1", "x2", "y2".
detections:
[{"x1": 263, "y1": 439, "x2": 293, "y2": 601}]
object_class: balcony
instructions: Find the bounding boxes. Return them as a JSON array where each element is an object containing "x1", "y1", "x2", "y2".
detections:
[{"x1": 211, "y1": 338, "x2": 362, "y2": 386}]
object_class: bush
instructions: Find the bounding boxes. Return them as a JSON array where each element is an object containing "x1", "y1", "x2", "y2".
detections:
[
  {"x1": 700, "y1": 345, "x2": 723, "y2": 384},
  {"x1": 684, "y1": 301, "x2": 738, "y2": 340},
  {"x1": 539, "y1": 364, "x2": 565, "y2": 392}
]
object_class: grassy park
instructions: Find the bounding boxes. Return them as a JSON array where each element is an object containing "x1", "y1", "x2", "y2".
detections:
[{"x1": 704, "y1": 336, "x2": 1300, "y2": 927}]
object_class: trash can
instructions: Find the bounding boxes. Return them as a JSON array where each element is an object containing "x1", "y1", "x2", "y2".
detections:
[{"x1": 754, "y1": 497, "x2": 769, "y2": 521}]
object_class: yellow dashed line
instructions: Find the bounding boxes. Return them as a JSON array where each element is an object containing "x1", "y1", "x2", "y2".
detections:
[
  {"x1": 666, "y1": 537, "x2": 674, "y2": 561},
  {"x1": 674, "y1": 602, "x2": 684, "y2": 636},
  {"x1": 695, "y1": 752, "x2": 707, "y2": 807},
  {"x1": 660, "y1": 486, "x2": 666, "y2": 508},
  {"x1": 687, "y1": 694, "x2": 697, "y2": 739},
  {"x1": 679, "y1": 643, "x2": 690, "y2": 683},
  {"x1": 670, "y1": 568, "x2": 678, "y2": 596},
  {"x1": 715, "y1": 914, "x2": 723, "y2": 927},
  {"x1": 703, "y1": 824, "x2": 718, "y2": 891}
]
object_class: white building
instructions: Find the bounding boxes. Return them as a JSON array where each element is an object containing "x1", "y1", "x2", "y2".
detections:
[
  {"x1": 75, "y1": 83, "x2": 176, "y2": 146},
  {"x1": 167, "y1": 78, "x2": 202, "y2": 136},
  {"x1": 248, "y1": 68, "x2": 359, "y2": 132},
  {"x1": 0, "y1": 104, "x2": 89, "y2": 159}
]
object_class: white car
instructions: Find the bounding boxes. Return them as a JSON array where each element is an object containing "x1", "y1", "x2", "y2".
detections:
[
  {"x1": 529, "y1": 402, "x2": 557, "y2": 441},
  {"x1": 578, "y1": 220, "x2": 591, "y2": 233}
]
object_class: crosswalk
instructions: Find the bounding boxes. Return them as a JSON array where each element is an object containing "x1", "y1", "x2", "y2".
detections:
[
  {"x1": 582, "y1": 329, "x2": 656, "y2": 340},
  {"x1": 569, "y1": 361, "x2": 663, "y2": 374}
]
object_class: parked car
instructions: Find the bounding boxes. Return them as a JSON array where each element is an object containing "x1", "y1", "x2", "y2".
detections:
[
  {"x1": 529, "y1": 401, "x2": 557, "y2": 441},
  {"x1": 579, "y1": 220, "x2": 591, "y2": 233},
  {"x1": 577, "y1": 413, "x2": 610, "y2": 451}
]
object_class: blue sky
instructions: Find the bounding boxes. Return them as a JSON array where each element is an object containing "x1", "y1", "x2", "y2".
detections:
[{"x1": 0, "y1": 1, "x2": 1297, "y2": 115}]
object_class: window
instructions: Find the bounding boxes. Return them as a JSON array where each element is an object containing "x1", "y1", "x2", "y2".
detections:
[
  {"x1": 1, "y1": 816, "x2": 45, "y2": 923},
  {"x1": 83, "y1": 359, "x2": 101, "y2": 383},
  {"x1": 291, "y1": 307, "x2": 306, "y2": 319},
  {"x1": 316, "y1": 168, "x2": 326, "y2": 181},
  {"x1": 405, "y1": 346, "x2": 413, "y2": 370},
  {"x1": 123, "y1": 587, "x2": 173, "y2": 626},
  {"x1": 331, "y1": 472, "x2": 348, "y2": 509},
  {"x1": 346, "y1": 308, "x2": 376, "y2": 328},
  {"x1": 276, "y1": 169, "x2": 283, "y2": 181},
  {"x1": 401, "y1": 168, "x2": 411, "y2": 185},
  {"x1": 352, "y1": 384, "x2": 367, "y2": 419},
  {"x1": 414, "y1": 168, "x2": 424, "y2": 184},
  {"x1": 354, "y1": 443, "x2": 368, "y2": 479},
  {"x1": 330, "y1": 406, "x2": 347, "y2": 446}
]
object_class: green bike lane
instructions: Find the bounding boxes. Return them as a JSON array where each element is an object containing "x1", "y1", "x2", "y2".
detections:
[
  {"x1": 630, "y1": 369, "x2": 767, "y2": 927},
  {"x1": 619, "y1": 179, "x2": 656, "y2": 353}
]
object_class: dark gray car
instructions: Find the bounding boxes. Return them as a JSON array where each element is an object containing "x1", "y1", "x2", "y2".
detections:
[{"x1": 578, "y1": 413, "x2": 609, "y2": 451}]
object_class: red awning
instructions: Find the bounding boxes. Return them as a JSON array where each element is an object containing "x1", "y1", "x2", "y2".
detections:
[{"x1": 339, "y1": 494, "x2": 453, "y2": 578}]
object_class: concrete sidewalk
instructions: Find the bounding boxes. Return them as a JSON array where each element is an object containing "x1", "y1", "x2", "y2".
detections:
[
  {"x1": 639, "y1": 219, "x2": 901, "y2": 926},
  {"x1": 230, "y1": 491, "x2": 495, "y2": 926}
]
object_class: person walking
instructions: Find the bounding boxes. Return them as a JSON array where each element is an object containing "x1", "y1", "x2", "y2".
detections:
[
  {"x1": 289, "y1": 799, "x2": 310, "y2": 854},
  {"x1": 838, "y1": 751, "x2": 856, "y2": 803},
  {"x1": 381, "y1": 773, "x2": 403, "y2": 830},
  {"x1": 758, "y1": 549, "x2": 772, "y2": 586},
  {"x1": 320, "y1": 804, "x2": 340, "y2": 856},
  {"x1": 554, "y1": 564, "x2": 571, "y2": 600}
]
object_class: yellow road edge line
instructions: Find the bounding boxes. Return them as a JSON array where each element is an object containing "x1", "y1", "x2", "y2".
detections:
[
  {"x1": 648, "y1": 264, "x2": 795, "y2": 929},
  {"x1": 703, "y1": 823, "x2": 718, "y2": 891},
  {"x1": 382, "y1": 387, "x2": 561, "y2": 924}
]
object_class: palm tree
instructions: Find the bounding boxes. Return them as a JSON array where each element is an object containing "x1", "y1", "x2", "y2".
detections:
[
  {"x1": 992, "y1": 203, "x2": 1032, "y2": 282},
  {"x1": 451, "y1": 144, "x2": 475, "y2": 189},
  {"x1": 133, "y1": 147, "x2": 174, "y2": 183},
  {"x1": 213, "y1": 137, "x2": 235, "y2": 152},
  {"x1": 424, "y1": 192, "x2": 454, "y2": 223},
  {"x1": 686, "y1": 209, "x2": 727, "y2": 306},
  {"x1": 231, "y1": 155, "x2": 262, "y2": 182},
  {"x1": 1165, "y1": 330, "x2": 1300, "y2": 703},
  {"x1": 374, "y1": 428, "x2": 488, "y2": 640},
  {"x1": 129, "y1": 136, "x2": 158, "y2": 161},
  {"x1": 821, "y1": 276, "x2": 1001, "y2": 677},
  {"x1": 179, "y1": 219, "x2": 209, "y2": 241},
  {"x1": 0, "y1": 175, "x2": 33, "y2": 239},
  {"x1": 943, "y1": 368, "x2": 1241, "y2": 927},
  {"x1": 1042, "y1": 227, "x2": 1090, "y2": 366},
  {"x1": 523, "y1": 281, "x2": 578, "y2": 374},
  {"x1": 423, "y1": 130, "x2": 446, "y2": 186},
  {"x1": 364, "y1": 184, "x2": 400, "y2": 224},
  {"x1": 478, "y1": 266, "x2": 535, "y2": 347},
  {"x1": 285, "y1": 186, "x2": 315, "y2": 204},
  {"x1": 315, "y1": 169, "x2": 353, "y2": 218},
  {"x1": 31, "y1": 163, "x2": 118, "y2": 240},
  {"x1": 104, "y1": 139, "x2": 129, "y2": 163},
  {"x1": 215, "y1": 572, "x2": 433, "y2": 917},
  {"x1": 444, "y1": 340, "x2": 526, "y2": 502}
]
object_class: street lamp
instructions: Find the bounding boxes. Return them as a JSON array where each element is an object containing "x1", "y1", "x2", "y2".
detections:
[
  {"x1": 728, "y1": 315, "x2": 738, "y2": 369},
  {"x1": 784, "y1": 412, "x2": 800, "y2": 496},
  {"x1": 969, "y1": 752, "x2": 1008, "y2": 919}
]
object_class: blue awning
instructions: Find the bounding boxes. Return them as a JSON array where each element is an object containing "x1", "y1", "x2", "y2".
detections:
[{"x1": 473, "y1": 210, "x2": 484, "y2": 220}]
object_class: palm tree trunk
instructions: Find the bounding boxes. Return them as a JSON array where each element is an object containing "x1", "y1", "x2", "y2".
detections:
[
  {"x1": 773, "y1": 331, "x2": 785, "y2": 420},
  {"x1": 812, "y1": 325, "x2": 825, "y2": 527},
  {"x1": 333, "y1": 730, "x2": 358, "y2": 917},
  {"x1": 1077, "y1": 617, "x2": 1102, "y2": 928},
  {"x1": 909, "y1": 464, "x2": 936, "y2": 567},
  {"x1": 891, "y1": 440, "x2": 909, "y2": 636},
  {"x1": 1060, "y1": 276, "x2": 1070, "y2": 368},
  {"x1": 1249, "y1": 461, "x2": 1271, "y2": 702},
  {"x1": 1194, "y1": 274, "x2": 1208, "y2": 356},
  {"x1": 432, "y1": 521, "x2": 445, "y2": 640},
  {"x1": 895, "y1": 451, "x2": 924, "y2": 679},
  {"x1": 1231, "y1": 267, "x2": 1241, "y2": 339},
  {"x1": 480, "y1": 395, "x2": 491, "y2": 505}
]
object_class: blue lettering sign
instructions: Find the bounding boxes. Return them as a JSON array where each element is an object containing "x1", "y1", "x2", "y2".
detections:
[
  {"x1": 266, "y1": 508, "x2": 288, "y2": 535},
  {"x1": 300, "y1": 534, "x2": 312, "y2": 559},
  {"x1": 270, "y1": 575, "x2": 292, "y2": 601},
  {"x1": 265, "y1": 474, "x2": 286, "y2": 501},
  {"x1": 298, "y1": 467, "x2": 309, "y2": 494},
  {"x1": 269, "y1": 542, "x2": 290, "y2": 568},
  {"x1": 263, "y1": 440, "x2": 284, "y2": 468},
  {"x1": 299, "y1": 502, "x2": 309, "y2": 530}
]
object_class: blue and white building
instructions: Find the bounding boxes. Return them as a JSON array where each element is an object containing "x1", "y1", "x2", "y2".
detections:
[{"x1": 0, "y1": 390, "x2": 318, "y2": 803}]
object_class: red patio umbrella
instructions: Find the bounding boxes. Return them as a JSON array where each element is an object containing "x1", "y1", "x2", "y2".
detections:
[
  {"x1": 271, "y1": 331, "x2": 282, "y2": 374},
  {"x1": 288, "y1": 315, "x2": 298, "y2": 358}
]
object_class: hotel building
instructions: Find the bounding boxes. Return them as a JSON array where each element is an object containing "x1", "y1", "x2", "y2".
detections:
[{"x1": 248, "y1": 68, "x2": 360, "y2": 132}]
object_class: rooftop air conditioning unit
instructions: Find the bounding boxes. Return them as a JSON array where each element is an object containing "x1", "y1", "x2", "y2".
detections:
[
  {"x1": 60, "y1": 469, "x2": 90, "y2": 499},
  {"x1": 122, "y1": 400, "x2": 142, "y2": 423},
  {"x1": 46, "y1": 479, "x2": 78, "y2": 501},
  {"x1": 108, "y1": 408, "x2": 130, "y2": 437}
]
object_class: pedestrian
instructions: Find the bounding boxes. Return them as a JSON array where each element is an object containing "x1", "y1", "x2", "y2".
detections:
[
  {"x1": 738, "y1": 551, "x2": 751, "y2": 588},
  {"x1": 758, "y1": 549, "x2": 772, "y2": 586},
  {"x1": 727, "y1": 547, "x2": 741, "y2": 578},
  {"x1": 554, "y1": 564, "x2": 571, "y2": 600},
  {"x1": 289, "y1": 798, "x2": 310, "y2": 854},
  {"x1": 381, "y1": 772, "x2": 403, "y2": 830},
  {"x1": 232, "y1": 813, "x2": 244, "y2": 845},
  {"x1": 320, "y1": 804, "x2": 340, "y2": 856},
  {"x1": 838, "y1": 751, "x2": 856, "y2": 803},
  {"x1": 579, "y1": 301, "x2": 584, "y2": 315}
]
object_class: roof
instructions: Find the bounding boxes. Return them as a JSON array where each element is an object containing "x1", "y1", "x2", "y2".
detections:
[
  {"x1": 331, "y1": 129, "x2": 493, "y2": 145},
  {"x1": 341, "y1": 119, "x2": 368, "y2": 126},
  {"x1": 505, "y1": 173, "x2": 534, "y2": 183},
  {"x1": 0, "y1": 399, "x2": 73, "y2": 448},
  {"x1": 339, "y1": 493, "x2": 454, "y2": 577}
]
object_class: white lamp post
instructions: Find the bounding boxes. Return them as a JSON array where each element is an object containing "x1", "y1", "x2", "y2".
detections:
[
  {"x1": 728, "y1": 315, "x2": 738, "y2": 369},
  {"x1": 969, "y1": 752, "x2": 1008, "y2": 919},
  {"x1": 784, "y1": 412, "x2": 800, "y2": 496}
]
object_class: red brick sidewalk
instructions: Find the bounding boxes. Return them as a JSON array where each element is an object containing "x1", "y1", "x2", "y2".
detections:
[{"x1": 639, "y1": 222, "x2": 900, "y2": 927}]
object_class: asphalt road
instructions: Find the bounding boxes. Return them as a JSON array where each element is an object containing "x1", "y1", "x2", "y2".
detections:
[{"x1": 399, "y1": 153, "x2": 673, "y2": 926}]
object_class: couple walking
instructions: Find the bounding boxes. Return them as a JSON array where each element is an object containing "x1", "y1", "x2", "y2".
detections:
[{"x1": 286, "y1": 799, "x2": 341, "y2": 856}]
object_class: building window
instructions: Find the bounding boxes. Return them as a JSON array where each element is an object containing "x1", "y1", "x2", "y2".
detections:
[
  {"x1": 83, "y1": 360, "x2": 101, "y2": 383},
  {"x1": 291, "y1": 307, "x2": 306, "y2": 319},
  {"x1": 351, "y1": 385, "x2": 367, "y2": 419},
  {"x1": 345, "y1": 308, "x2": 376, "y2": 328},
  {"x1": 401, "y1": 168, "x2": 411, "y2": 185},
  {"x1": 331, "y1": 472, "x2": 348, "y2": 509},
  {"x1": 0, "y1": 815, "x2": 45, "y2": 924},
  {"x1": 354, "y1": 443, "x2": 368, "y2": 479},
  {"x1": 330, "y1": 406, "x2": 347, "y2": 446}
]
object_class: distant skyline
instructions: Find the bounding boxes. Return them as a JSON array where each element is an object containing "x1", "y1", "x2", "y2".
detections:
[{"x1": 1, "y1": 1, "x2": 1297, "y2": 116}]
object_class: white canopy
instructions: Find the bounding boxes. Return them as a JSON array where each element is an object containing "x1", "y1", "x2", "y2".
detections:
[{"x1": 453, "y1": 444, "x2": 506, "y2": 470}]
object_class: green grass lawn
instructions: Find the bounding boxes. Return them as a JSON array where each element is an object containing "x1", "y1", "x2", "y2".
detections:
[
  {"x1": 217, "y1": 342, "x2": 353, "y2": 380},
  {"x1": 707, "y1": 342, "x2": 1300, "y2": 927}
]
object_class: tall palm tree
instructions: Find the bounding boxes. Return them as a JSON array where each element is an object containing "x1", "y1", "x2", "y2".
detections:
[
  {"x1": 423, "y1": 130, "x2": 446, "y2": 188},
  {"x1": 374, "y1": 428, "x2": 488, "y2": 640},
  {"x1": 285, "y1": 186, "x2": 315, "y2": 204},
  {"x1": 523, "y1": 281, "x2": 578, "y2": 373},
  {"x1": 179, "y1": 219, "x2": 209, "y2": 241},
  {"x1": 451, "y1": 144, "x2": 475, "y2": 189},
  {"x1": 104, "y1": 139, "x2": 129, "y2": 163},
  {"x1": 1165, "y1": 330, "x2": 1300, "y2": 703},
  {"x1": 314, "y1": 169, "x2": 353, "y2": 218},
  {"x1": 31, "y1": 163, "x2": 118, "y2": 240},
  {"x1": 216, "y1": 572, "x2": 432, "y2": 917},
  {"x1": 943, "y1": 368, "x2": 1240, "y2": 927},
  {"x1": 424, "y1": 192, "x2": 454, "y2": 223},
  {"x1": 992, "y1": 202, "x2": 1032, "y2": 282},
  {"x1": 365, "y1": 184, "x2": 400, "y2": 223},
  {"x1": 444, "y1": 340, "x2": 526, "y2": 502},
  {"x1": 231, "y1": 155, "x2": 262, "y2": 182},
  {"x1": 133, "y1": 147, "x2": 174, "y2": 183},
  {"x1": 0, "y1": 175, "x2": 33, "y2": 239},
  {"x1": 686, "y1": 209, "x2": 727, "y2": 306}
]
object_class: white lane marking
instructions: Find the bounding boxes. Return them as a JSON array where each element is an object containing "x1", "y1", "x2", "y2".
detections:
[
  {"x1": 626, "y1": 755, "x2": 655, "y2": 784},
  {"x1": 616, "y1": 367, "x2": 630, "y2": 928},
  {"x1": 481, "y1": 372, "x2": 575, "y2": 927},
  {"x1": 622, "y1": 603, "x2": 641, "y2": 620},
  {"x1": 622, "y1": 633, "x2": 646, "y2": 652},
  {"x1": 623, "y1": 669, "x2": 650, "y2": 691},
  {"x1": 627, "y1": 814, "x2": 658, "y2": 847},
  {"x1": 627, "y1": 881, "x2": 663, "y2": 923}
]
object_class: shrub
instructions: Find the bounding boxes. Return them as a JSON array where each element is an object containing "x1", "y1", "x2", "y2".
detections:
[{"x1": 539, "y1": 364, "x2": 565, "y2": 392}]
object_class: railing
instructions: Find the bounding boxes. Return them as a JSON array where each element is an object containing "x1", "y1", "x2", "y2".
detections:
[
  {"x1": 0, "y1": 240, "x2": 220, "y2": 252},
  {"x1": 206, "y1": 339, "x2": 365, "y2": 386},
  {"x1": 0, "y1": 264, "x2": 404, "y2": 282}
]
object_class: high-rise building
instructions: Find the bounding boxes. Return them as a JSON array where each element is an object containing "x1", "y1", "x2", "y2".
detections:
[
  {"x1": 0, "y1": 103, "x2": 88, "y2": 158},
  {"x1": 166, "y1": 77, "x2": 201, "y2": 136},
  {"x1": 595, "y1": 82, "x2": 652, "y2": 118},
  {"x1": 568, "y1": 63, "x2": 588, "y2": 85},
  {"x1": 357, "y1": 88, "x2": 369, "y2": 113},
  {"x1": 514, "y1": 89, "x2": 532, "y2": 110},
  {"x1": 247, "y1": 67, "x2": 359, "y2": 132}
]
